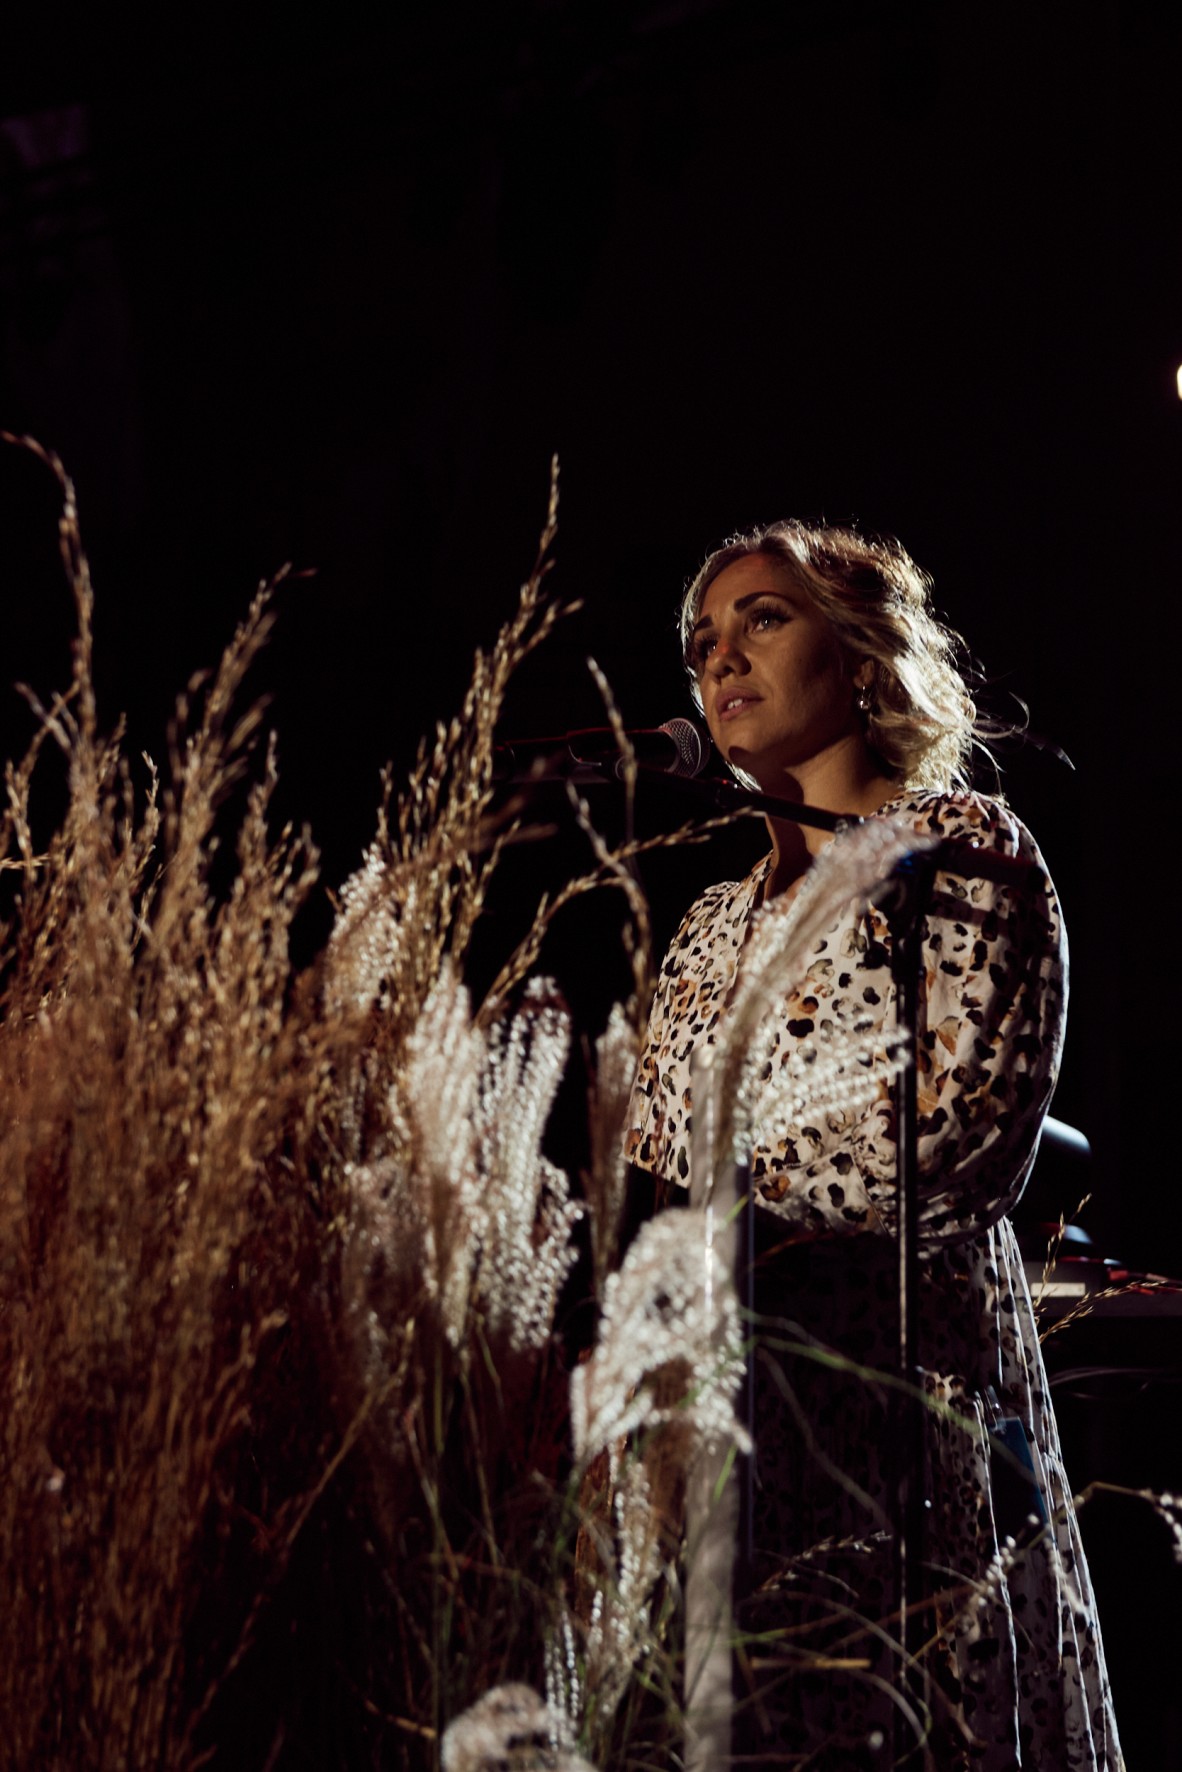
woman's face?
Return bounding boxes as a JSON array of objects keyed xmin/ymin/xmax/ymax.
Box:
[{"xmin": 690, "ymin": 553, "xmax": 860, "ymax": 790}]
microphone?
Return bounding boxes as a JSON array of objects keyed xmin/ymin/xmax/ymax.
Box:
[{"xmin": 494, "ymin": 718, "xmax": 708, "ymax": 782}]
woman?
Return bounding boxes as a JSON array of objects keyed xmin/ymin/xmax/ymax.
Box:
[{"xmin": 625, "ymin": 522, "xmax": 1121, "ymax": 1768}]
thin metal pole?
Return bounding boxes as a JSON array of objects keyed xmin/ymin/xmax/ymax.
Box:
[
  {"xmin": 886, "ymin": 857, "xmax": 936, "ymax": 1759},
  {"xmin": 684, "ymin": 1045, "xmax": 739, "ymax": 1772}
]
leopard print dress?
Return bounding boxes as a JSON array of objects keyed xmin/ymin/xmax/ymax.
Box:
[{"xmin": 626, "ymin": 791, "xmax": 1122, "ymax": 1769}]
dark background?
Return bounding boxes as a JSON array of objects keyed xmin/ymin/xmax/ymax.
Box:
[{"xmin": 2, "ymin": 2, "xmax": 1178, "ymax": 1759}]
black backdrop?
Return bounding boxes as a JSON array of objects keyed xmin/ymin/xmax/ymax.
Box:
[{"xmin": 3, "ymin": 3, "xmax": 1180, "ymax": 1757}]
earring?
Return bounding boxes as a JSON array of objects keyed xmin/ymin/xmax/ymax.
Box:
[{"xmin": 856, "ymin": 682, "xmax": 873, "ymax": 714}]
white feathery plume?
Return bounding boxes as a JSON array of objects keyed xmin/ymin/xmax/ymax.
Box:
[
  {"xmin": 339, "ymin": 1151, "xmax": 419, "ymax": 1394},
  {"xmin": 743, "ymin": 1013, "xmax": 910, "ymax": 1152},
  {"xmin": 570, "ymin": 1212, "xmax": 750, "ymax": 1469},
  {"xmin": 324, "ymin": 840, "xmax": 413, "ymax": 1015},
  {"xmin": 441, "ymin": 1682, "xmax": 596, "ymax": 1772},
  {"xmin": 393, "ymin": 961, "xmax": 487, "ymax": 1345},
  {"xmin": 716, "ymin": 814, "xmax": 940, "ymax": 1160},
  {"xmin": 341, "ymin": 963, "xmax": 580, "ymax": 1355},
  {"xmin": 545, "ymin": 1461, "xmax": 666, "ymax": 1738},
  {"xmin": 475, "ymin": 978, "xmax": 582, "ymax": 1353},
  {"xmin": 544, "ymin": 1612, "xmax": 582, "ymax": 1742},
  {"xmin": 583, "ymin": 1460, "xmax": 665, "ymax": 1717}
]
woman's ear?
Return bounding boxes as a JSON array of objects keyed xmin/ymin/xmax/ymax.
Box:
[{"xmin": 853, "ymin": 660, "xmax": 875, "ymax": 689}]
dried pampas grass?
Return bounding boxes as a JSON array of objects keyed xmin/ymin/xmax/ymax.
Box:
[
  {"xmin": 0, "ymin": 440, "xmax": 694, "ymax": 1770},
  {"xmin": 0, "ymin": 435, "xmax": 327, "ymax": 1768}
]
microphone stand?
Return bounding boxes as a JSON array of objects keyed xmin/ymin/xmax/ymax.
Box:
[
  {"xmin": 880, "ymin": 852, "xmax": 937, "ymax": 1756},
  {"xmin": 623, "ymin": 765, "xmax": 1042, "ymax": 1752},
  {"xmin": 628, "ymin": 765, "xmax": 1037, "ymax": 888}
]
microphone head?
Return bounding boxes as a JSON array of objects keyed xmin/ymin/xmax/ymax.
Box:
[{"xmin": 658, "ymin": 718, "xmax": 708, "ymax": 778}]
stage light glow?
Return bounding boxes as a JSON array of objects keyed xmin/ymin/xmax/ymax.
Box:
[{"xmin": 1177, "ymin": 364, "xmax": 1182, "ymax": 400}]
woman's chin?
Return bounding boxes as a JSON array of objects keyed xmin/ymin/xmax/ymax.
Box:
[{"xmin": 730, "ymin": 754, "xmax": 804, "ymax": 802}]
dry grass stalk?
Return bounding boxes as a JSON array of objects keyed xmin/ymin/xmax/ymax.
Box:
[
  {"xmin": 0, "ymin": 437, "xmax": 326, "ymax": 1768},
  {"xmin": 1, "ymin": 438, "xmax": 612, "ymax": 1767}
]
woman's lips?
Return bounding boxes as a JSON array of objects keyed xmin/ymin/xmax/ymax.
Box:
[{"xmin": 716, "ymin": 692, "xmax": 760, "ymax": 722}]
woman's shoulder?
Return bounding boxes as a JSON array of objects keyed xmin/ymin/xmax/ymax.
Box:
[
  {"xmin": 880, "ymin": 787, "xmax": 1036, "ymax": 857},
  {"xmin": 665, "ymin": 856, "xmax": 770, "ymax": 949},
  {"xmin": 879, "ymin": 788, "xmax": 1061, "ymax": 945}
]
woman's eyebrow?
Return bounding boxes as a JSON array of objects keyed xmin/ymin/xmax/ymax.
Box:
[{"xmin": 691, "ymin": 588, "xmax": 795, "ymax": 634}]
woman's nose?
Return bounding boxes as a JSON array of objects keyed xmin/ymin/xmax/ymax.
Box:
[{"xmin": 705, "ymin": 636, "xmax": 743, "ymax": 676}]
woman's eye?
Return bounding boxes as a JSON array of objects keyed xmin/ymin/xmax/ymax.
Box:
[{"xmin": 749, "ymin": 604, "xmax": 786, "ymax": 633}]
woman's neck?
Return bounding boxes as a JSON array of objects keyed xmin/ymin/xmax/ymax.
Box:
[{"xmin": 759, "ymin": 748, "xmax": 900, "ymax": 902}]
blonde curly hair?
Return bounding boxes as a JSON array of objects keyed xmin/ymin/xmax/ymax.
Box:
[{"xmin": 680, "ymin": 519, "xmax": 978, "ymax": 792}]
